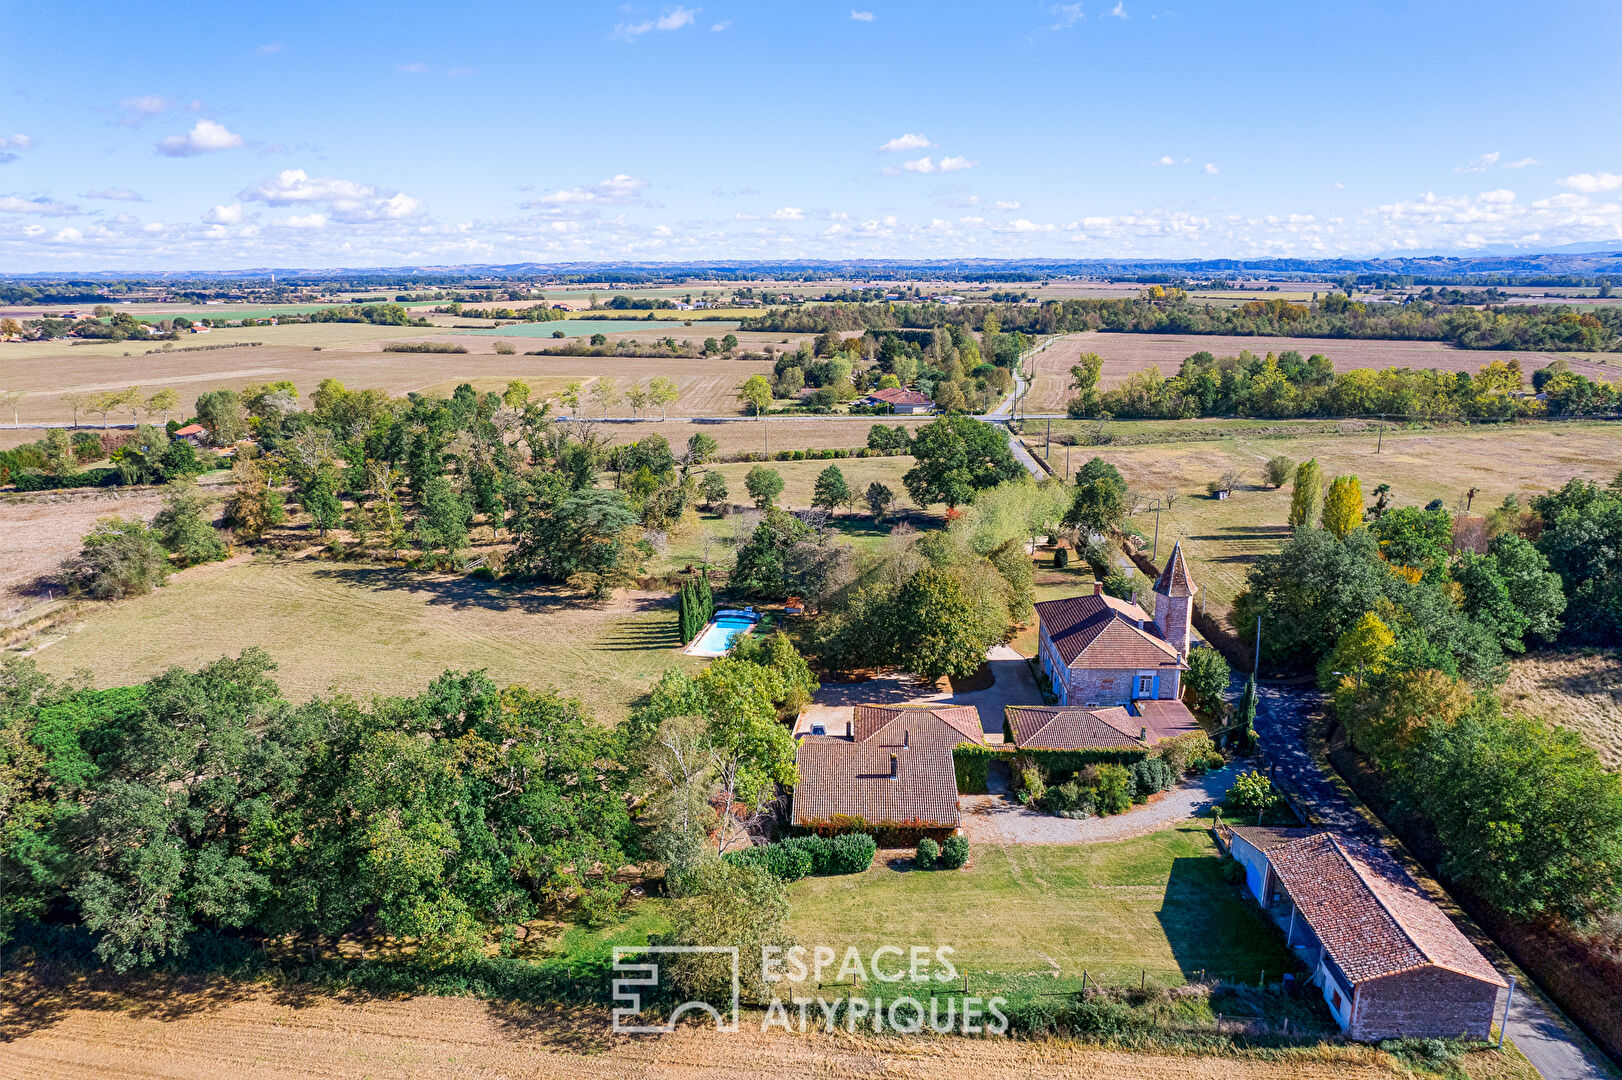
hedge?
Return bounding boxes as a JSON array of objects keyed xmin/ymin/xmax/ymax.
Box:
[
  {"xmin": 723, "ymin": 833, "xmax": 876, "ymax": 880},
  {"xmin": 952, "ymin": 743, "xmax": 996, "ymax": 794},
  {"xmin": 11, "ymin": 467, "xmax": 123, "ymax": 491}
]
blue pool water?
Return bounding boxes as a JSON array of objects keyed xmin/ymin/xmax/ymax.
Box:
[{"xmin": 691, "ymin": 611, "xmax": 758, "ymax": 655}]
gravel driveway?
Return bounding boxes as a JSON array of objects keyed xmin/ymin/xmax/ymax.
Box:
[{"xmin": 960, "ymin": 764, "xmax": 1239, "ymax": 845}]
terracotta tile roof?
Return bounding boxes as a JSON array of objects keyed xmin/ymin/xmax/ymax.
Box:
[
  {"xmin": 866, "ymin": 387, "xmax": 932, "ymax": 406},
  {"xmin": 1005, "ymin": 705, "xmax": 1143, "ymax": 750},
  {"xmin": 172, "ymin": 423, "xmax": 206, "ymax": 437},
  {"xmin": 1034, "ymin": 594, "xmax": 1183, "ymax": 670},
  {"xmin": 790, "ymin": 705, "xmax": 981, "ymax": 829},
  {"xmin": 851, "ymin": 704, "xmax": 983, "ymax": 745},
  {"xmin": 1267, "ymin": 833, "xmax": 1504, "ymax": 987},
  {"xmin": 1228, "ymin": 825, "xmax": 1320, "ymax": 852},
  {"xmin": 1153, "ymin": 540, "xmax": 1196, "ymax": 598}
]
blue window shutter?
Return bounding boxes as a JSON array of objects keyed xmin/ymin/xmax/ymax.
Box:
[{"xmin": 1152, "ymin": 674, "xmax": 1161, "ymax": 698}]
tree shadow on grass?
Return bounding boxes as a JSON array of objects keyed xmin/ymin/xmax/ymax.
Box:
[
  {"xmin": 308, "ymin": 565, "xmax": 673, "ymax": 620},
  {"xmin": 597, "ymin": 619, "xmax": 682, "ymax": 652}
]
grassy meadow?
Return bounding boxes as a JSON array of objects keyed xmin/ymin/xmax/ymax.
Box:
[
  {"xmin": 27, "ymin": 555, "xmax": 698, "ymax": 722},
  {"xmin": 1027, "ymin": 420, "xmax": 1622, "ymax": 624}
]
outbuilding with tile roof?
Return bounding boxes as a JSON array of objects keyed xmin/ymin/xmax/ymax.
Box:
[{"xmin": 1233, "ymin": 829, "xmax": 1505, "ymax": 1040}]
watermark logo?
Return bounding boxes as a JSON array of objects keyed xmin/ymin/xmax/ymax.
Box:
[
  {"xmin": 610, "ymin": 943, "xmax": 1007, "ymax": 1036},
  {"xmin": 611, "ymin": 945, "xmax": 740, "ymax": 1034}
]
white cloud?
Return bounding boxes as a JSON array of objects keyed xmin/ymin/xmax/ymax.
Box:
[
  {"xmin": 202, "ymin": 203, "xmax": 244, "ymax": 225},
  {"xmin": 52, "ymin": 227, "xmax": 83, "ymax": 243},
  {"xmin": 1049, "ymin": 3, "xmax": 1084, "ymax": 30},
  {"xmin": 526, "ymin": 174, "xmax": 650, "ymax": 207},
  {"xmin": 1202, "ymin": 163, "xmax": 1219, "ymax": 175},
  {"xmin": 994, "ymin": 200, "xmax": 1021, "ymax": 210},
  {"xmin": 615, "ymin": 6, "xmax": 698, "ymax": 38},
  {"xmin": 1106, "ymin": 1, "xmax": 1127, "ymax": 16},
  {"xmin": 1504, "ymin": 157, "xmax": 1538, "ymax": 169},
  {"xmin": 938, "ymin": 155, "xmax": 977, "ymax": 172},
  {"xmin": 255, "ymin": 42, "xmax": 283, "ymax": 55},
  {"xmin": 710, "ymin": 20, "xmax": 730, "ymax": 30},
  {"xmin": 903, "ymin": 156, "xmax": 937, "ymax": 173},
  {"xmin": 850, "ymin": 9, "xmax": 875, "ymax": 21},
  {"xmin": 1152, "ymin": 155, "xmax": 1176, "ymax": 166},
  {"xmin": 397, "ymin": 61, "xmax": 429, "ymax": 73},
  {"xmin": 878, "ymin": 133, "xmax": 931, "ymax": 153},
  {"xmin": 156, "ymin": 119, "xmax": 245, "ymax": 157},
  {"xmin": 0, "ymin": 195, "xmax": 81, "ymax": 216},
  {"xmin": 1478, "ymin": 189, "xmax": 1516, "ymax": 204},
  {"xmin": 768, "ymin": 207, "xmax": 805, "ymax": 221},
  {"xmin": 1456, "ymin": 151, "xmax": 1501, "ymax": 173},
  {"xmin": 118, "ymin": 95, "xmax": 174, "ymax": 124},
  {"xmin": 243, "ymin": 169, "xmax": 423, "ymax": 222},
  {"xmin": 274, "ymin": 213, "xmax": 328, "ymax": 229},
  {"xmin": 82, "ymin": 187, "xmax": 144, "ymax": 201},
  {"xmin": 1561, "ymin": 172, "xmax": 1622, "ymax": 193},
  {"xmin": 0, "ymin": 133, "xmax": 33, "ymax": 164}
]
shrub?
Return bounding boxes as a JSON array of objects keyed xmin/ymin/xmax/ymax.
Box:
[
  {"xmin": 938, "ymin": 835, "xmax": 969, "ymax": 870},
  {"xmin": 1156, "ymin": 731, "xmax": 1220, "ymax": 776},
  {"xmin": 60, "ymin": 516, "xmax": 170, "ymax": 599},
  {"xmin": 827, "ymin": 832, "xmax": 877, "ymax": 874},
  {"xmin": 494, "ymin": 340, "xmax": 516, "ymax": 355},
  {"xmin": 1129, "ymin": 757, "xmax": 1175, "ymax": 800},
  {"xmin": 1223, "ymin": 770, "xmax": 1279, "ymax": 818},
  {"xmin": 914, "ymin": 837, "xmax": 940, "ymax": 870},
  {"xmin": 1265, "ymin": 455, "xmax": 1294, "ymax": 488},
  {"xmin": 725, "ymin": 841, "xmax": 815, "ymax": 882},
  {"xmin": 1039, "ymin": 779, "xmax": 1094, "ymax": 818},
  {"xmin": 1017, "ymin": 764, "xmax": 1046, "ymax": 804},
  {"xmin": 1092, "ymin": 763, "xmax": 1133, "ymax": 815},
  {"xmin": 1054, "ymin": 545, "xmax": 1069, "ymax": 568}
]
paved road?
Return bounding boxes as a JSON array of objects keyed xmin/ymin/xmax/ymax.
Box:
[{"xmin": 1247, "ymin": 676, "xmax": 1616, "ymax": 1080}]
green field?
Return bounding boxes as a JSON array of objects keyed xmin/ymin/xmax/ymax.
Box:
[{"xmin": 783, "ymin": 824, "xmax": 1298, "ymax": 998}]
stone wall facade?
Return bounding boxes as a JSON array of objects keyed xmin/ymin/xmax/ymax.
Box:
[{"xmin": 1349, "ymin": 967, "xmax": 1499, "ymax": 1041}]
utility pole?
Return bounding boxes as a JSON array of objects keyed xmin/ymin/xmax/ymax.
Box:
[
  {"xmin": 763, "ymin": 416, "xmax": 769, "ymax": 458},
  {"xmin": 1498, "ymin": 976, "xmax": 1516, "ymax": 1048},
  {"xmin": 1253, "ymin": 616, "xmax": 1262, "ymax": 678},
  {"xmin": 1376, "ymin": 416, "xmax": 1383, "ymax": 453},
  {"xmin": 1045, "ymin": 417, "xmax": 1051, "ymax": 461}
]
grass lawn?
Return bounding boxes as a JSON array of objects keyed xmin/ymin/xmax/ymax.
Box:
[
  {"xmin": 784, "ymin": 824, "xmax": 1298, "ymax": 1001},
  {"xmin": 1503, "ymin": 649, "xmax": 1622, "ymax": 769},
  {"xmin": 27, "ymin": 555, "xmax": 697, "ymax": 721}
]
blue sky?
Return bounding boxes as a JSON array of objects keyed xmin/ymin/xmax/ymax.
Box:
[{"xmin": 3, "ymin": 0, "xmax": 1620, "ymax": 271}]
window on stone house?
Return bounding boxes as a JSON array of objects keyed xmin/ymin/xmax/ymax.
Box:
[{"xmin": 1137, "ymin": 675, "xmax": 1153, "ymax": 695}]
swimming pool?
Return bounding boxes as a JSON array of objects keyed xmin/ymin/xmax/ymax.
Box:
[{"xmin": 688, "ymin": 610, "xmax": 759, "ymax": 657}]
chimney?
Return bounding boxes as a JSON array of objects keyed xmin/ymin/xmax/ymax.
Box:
[
  {"xmin": 1093, "ymin": 580, "xmax": 1104, "ymax": 596},
  {"xmin": 890, "ymin": 753, "xmax": 898, "ymax": 778},
  {"xmin": 903, "ymin": 729, "xmax": 910, "ymax": 749},
  {"xmin": 1139, "ymin": 726, "xmax": 1149, "ymax": 743}
]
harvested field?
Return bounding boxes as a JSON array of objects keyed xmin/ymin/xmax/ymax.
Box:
[
  {"xmin": 0, "ymin": 975, "xmax": 1485, "ymax": 1080},
  {"xmin": 26, "ymin": 556, "xmax": 695, "ymax": 721},
  {"xmin": 1028, "ymin": 421, "xmax": 1622, "ymax": 626},
  {"xmin": 0, "ymin": 323, "xmax": 805, "ymax": 423},
  {"xmin": 1025, "ymin": 332, "xmax": 1618, "ymax": 413},
  {"xmin": 1504, "ymin": 650, "xmax": 1622, "ymax": 769}
]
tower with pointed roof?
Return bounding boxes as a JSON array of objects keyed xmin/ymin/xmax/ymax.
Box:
[{"xmin": 1152, "ymin": 540, "xmax": 1196, "ymax": 659}]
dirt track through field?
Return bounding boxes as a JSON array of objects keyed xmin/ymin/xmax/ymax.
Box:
[{"xmin": 0, "ymin": 980, "xmax": 1410, "ymax": 1080}]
